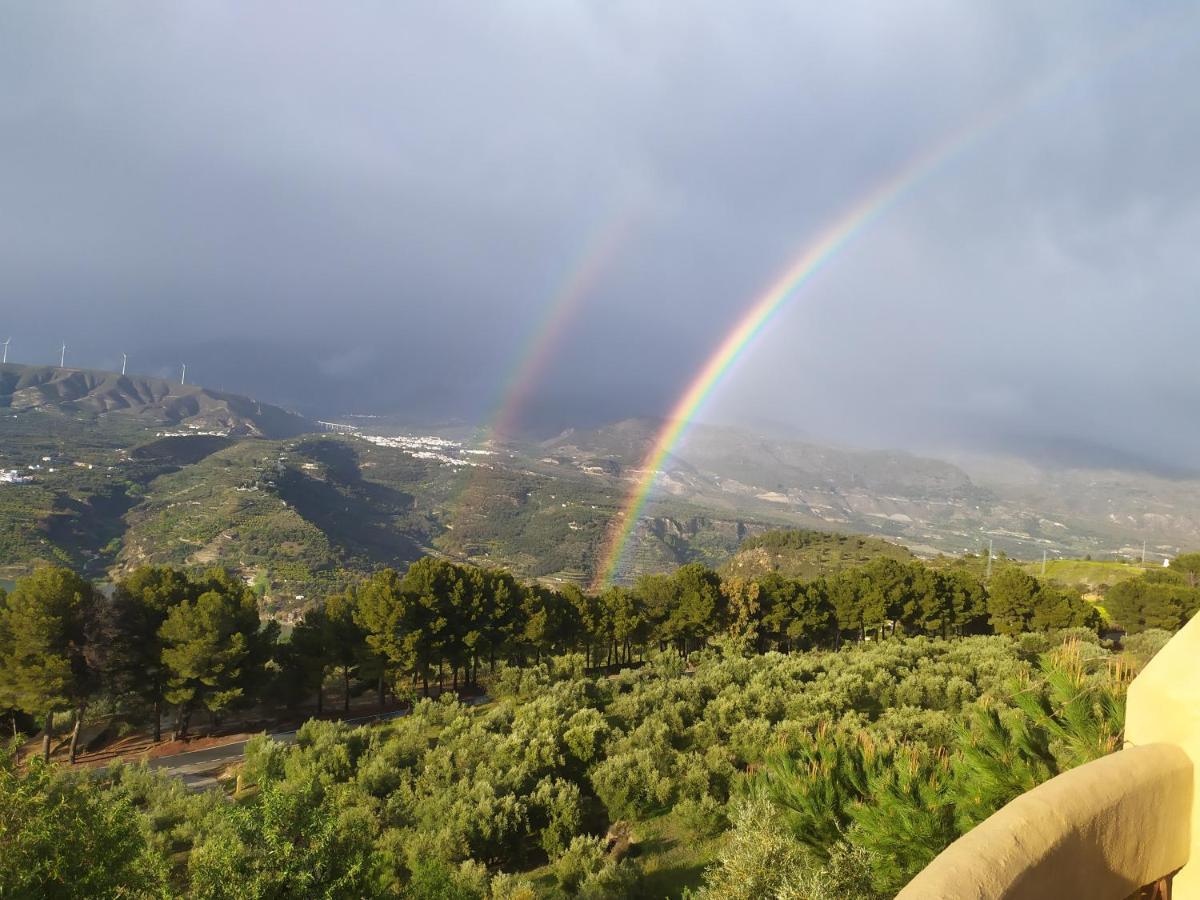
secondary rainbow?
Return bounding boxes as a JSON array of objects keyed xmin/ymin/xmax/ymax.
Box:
[
  {"xmin": 443, "ymin": 212, "xmax": 634, "ymax": 538},
  {"xmin": 485, "ymin": 212, "xmax": 635, "ymax": 443},
  {"xmin": 592, "ymin": 16, "xmax": 1179, "ymax": 589}
]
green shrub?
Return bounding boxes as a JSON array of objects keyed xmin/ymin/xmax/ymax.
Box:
[
  {"xmin": 674, "ymin": 794, "xmax": 730, "ymax": 838},
  {"xmin": 0, "ymin": 755, "xmax": 168, "ymax": 898},
  {"xmin": 554, "ymin": 835, "xmax": 607, "ymax": 893}
]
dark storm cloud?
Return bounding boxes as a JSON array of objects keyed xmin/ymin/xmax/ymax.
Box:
[{"xmin": 2, "ymin": 2, "xmax": 1198, "ymax": 468}]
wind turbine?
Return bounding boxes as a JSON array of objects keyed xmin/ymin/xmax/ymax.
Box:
[
  {"xmin": 59, "ymin": 343, "xmax": 67, "ymax": 368},
  {"xmin": 121, "ymin": 353, "xmax": 127, "ymax": 376},
  {"xmin": 1, "ymin": 338, "xmax": 9, "ymax": 364},
  {"xmin": 180, "ymin": 363, "xmax": 186, "ymax": 385}
]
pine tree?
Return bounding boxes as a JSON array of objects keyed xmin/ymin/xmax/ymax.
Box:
[
  {"xmin": 324, "ymin": 590, "xmax": 367, "ymax": 713},
  {"xmin": 351, "ymin": 568, "xmax": 411, "ymax": 700},
  {"xmin": 282, "ymin": 607, "xmax": 333, "ymax": 714},
  {"xmin": 92, "ymin": 566, "xmax": 198, "ymax": 742},
  {"xmin": 753, "ymin": 728, "xmax": 883, "ymax": 856},
  {"xmin": 159, "ymin": 574, "xmax": 267, "ymax": 739},
  {"xmin": 0, "ymin": 567, "xmax": 97, "ymax": 761},
  {"xmin": 985, "ymin": 567, "xmax": 1040, "ymax": 635}
]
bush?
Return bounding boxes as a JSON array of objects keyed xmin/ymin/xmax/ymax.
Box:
[
  {"xmin": 695, "ymin": 798, "xmax": 808, "ymax": 900},
  {"xmin": 242, "ymin": 732, "xmax": 288, "ymax": 787},
  {"xmin": 489, "ymin": 872, "xmax": 538, "ymax": 900},
  {"xmin": 0, "ymin": 755, "xmax": 168, "ymax": 898},
  {"xmin": 186, "ymin": 776, "xmax": 373, "ymax": 899},
  {"xmin": 674, "ymin": 794, "xmax": 729, "ymax": 838},
  {"xmin": 405, "ymin": 859, "xmax": 489, "ymax": 899},
  {"xmin": 554, "ymin": 835, "xmax": 607, "ymax": 893},
  {"xmin": 576, "ymin": 859, "xmax": 642, "ymax": 899},
  {"xmin": 589, "ymin": 748, "xmax": 675, "ymax": 819},
  {"xmin": 1120, "ymin": 628, "xmax": 1173, "ymax": 667},
  {"xmin": 530, "ymin": 777, "xmax": 583, "ymax": 860}
]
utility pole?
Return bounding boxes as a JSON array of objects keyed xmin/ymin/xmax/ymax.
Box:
[
  {"xmin": 986, "ymin": 539, "xmax": 994, "ymax": 579},
  {"xmin": 59, "ymin": 343, "xmax": 66, "ymax": 368},
  {"xmin": 121, "ymin": 353, "xmax": 127, "ymax": 376},
  {"xmin": 1, "ymin": 338, "xmax": 9, "ymax": 364},
  {"xmin": 180, "ymin": 363, "xmax": 186, "ymax": 385}
]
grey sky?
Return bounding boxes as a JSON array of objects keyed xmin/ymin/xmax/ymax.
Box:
[{"xmin": 2, "ymin": 2, "xmax": 1197, "ymax": 471}]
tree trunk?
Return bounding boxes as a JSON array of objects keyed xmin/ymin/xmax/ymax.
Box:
[
  {"xmin": 316, "ymin": 685, "xmax": 324, "ymax": 716},
  {"xmin": 343, "ymin": 672, "xmax": 351, "ymax": 713},
  {"xmin": 68, "ymin": 705, "xmax": 85, "ymax": 764},
  {"xmin": 153, "ymin": 695, "xmax": 162, "ymax": 743},
  {"xmin": 174, "ymin": 704, "xmax": 191, "ymax": 741},
  {"xmin": 377, "ymin": 674, "xmax": 385, "ymax": 710},
  {"xmin": 42, "ymin": 711, "xmax": 54, "ymax": 762}
]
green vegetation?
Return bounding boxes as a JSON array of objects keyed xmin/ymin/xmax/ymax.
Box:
[
  {"xmin": 0, "ymin": 543, "xmax": 1193, "ymax": 897},
  {"xmin": 0, "ymin": 751, "xmax": 169, "ymax": 897},
  {"xmin": 0, "ymin": 631, "xmax": 1153, "ymax": 898},
  {"xmin": 724, "ymin": 529, "xmax": 914, "ymax": 581},
  {"xmin": 1020, "ymin": 557, "xmax": 1148, "ymax": 592}
]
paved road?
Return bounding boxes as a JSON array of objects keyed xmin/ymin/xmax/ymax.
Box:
[
  {"xmin": 146, "ymin": 731, "xmax": 297, "ymax": 790},
  {"xmin": 145, "ymin": 708, "xmax": 415, "ymax": 790}
]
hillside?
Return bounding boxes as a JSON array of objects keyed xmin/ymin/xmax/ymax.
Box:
[
  {"xmin": 0, "ymin": 363, "xmax": 314, "ymax": 438},
  {"xmin": 7, "ymin": 403, "xmax": 1200, "ymax": 605},
  {"xmin": 1019, "ymin": 558, "xmax": 1150, "ymax": 592},
  {"xmin": 113, "ymin": 435, "xmax": 455, "ymax": 603},
  {"xmin": 0, "ymin": 408, "xmax": 754, "ymax": 598},
  {"xmin": 722, "ymin": 528, "xmax": 915, "ymax": 580}
]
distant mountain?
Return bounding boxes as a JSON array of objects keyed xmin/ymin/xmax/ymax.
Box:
[
  {"xmin": 538, "ymin": 417, "xmax": 1200, "ymax": 564},
  {"xmin": 674, "ymin": 423, "xmax": 980, "ymax": 499},
  {"xmin": 542, "ymin": 418, "xmax": 672, "ymax": 472},
  {"xmin": 544, "ymin": 417, "xmax": 976, "ymax": 496},
  {"xmin": 0, "ymin": 364, "xmax": 314, "ymax": 439}
]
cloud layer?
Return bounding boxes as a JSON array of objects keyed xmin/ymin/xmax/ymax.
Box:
[{"xmin": 2, "ymin": 2, "xmax": 1197, "ymax": 470}]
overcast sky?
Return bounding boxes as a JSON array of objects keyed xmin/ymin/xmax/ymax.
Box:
[{"xmin": 2, "ymin": 2, "xmax": 1198, "ymax": 471}]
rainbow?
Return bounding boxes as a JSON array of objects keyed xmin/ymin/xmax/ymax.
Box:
[
  {"xmin": 486, "ymin": 212, "xmax": 635, "ymax": 443},
  {"xmin": 592, "ymin": 16, "xmax": 1181, "ymax": 589},
  {"xmin": 442, "ymin": 211, "xmax": 634, "ymax": 546}
]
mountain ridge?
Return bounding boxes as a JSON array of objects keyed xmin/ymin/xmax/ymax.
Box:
[{"xmin": 0, "ymin": 363, "xmax": 315, "ymax": 439}]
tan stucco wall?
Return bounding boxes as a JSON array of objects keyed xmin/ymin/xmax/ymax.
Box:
[
  {"xmin": 1126, "ymin": 611, "xmax": 1200, "ymax": 897},
  {"xmin": 896, "ymin": 742, "xmax": 1193, "ymax": 900}
]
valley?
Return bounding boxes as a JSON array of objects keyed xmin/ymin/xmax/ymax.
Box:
[{"xmin": 2, "ymin": 363, "xmax": 1197, "ymax": 612}]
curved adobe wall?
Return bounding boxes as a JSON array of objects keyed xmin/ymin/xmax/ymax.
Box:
[
  {"xmin": 895, "ymin": 742, "xmax": 1192, "ymax": 900},
  {"xmin": 1125, "ymin": 610, "xmax": 1200, "ymax": 897}
]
